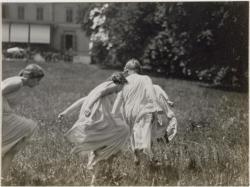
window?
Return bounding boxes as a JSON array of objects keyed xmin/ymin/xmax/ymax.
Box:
[
  {"xmin": 18, "ymin": 6, "xmax": 24, "ymax": 20},
  {"xmin": 66, "ymin": 8, "xmax": 73, "ymax": 23},
  {"xmin": 2, "ymin": 4, "xmax": 8, "ymax": 19},
  {"xmin": 36, "ymin": 7, "xmax": 44, "ymax": 21}
]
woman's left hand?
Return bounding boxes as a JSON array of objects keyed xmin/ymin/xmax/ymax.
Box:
[
  {"xmin": 167, "ymin": 111, "xmax": 175, "ymax": 118},
  {"xmin": 168, "ymin": 101, "xmax": 174, "ymax": 107}
]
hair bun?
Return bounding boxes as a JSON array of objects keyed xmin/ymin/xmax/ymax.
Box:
[
  {"xmin": 111, "ymin": 72, "xmax": 128, "ymax": 85},
  {"xmin": 19, "ymin": 64, "xmax": 45, "ymax": 79}
]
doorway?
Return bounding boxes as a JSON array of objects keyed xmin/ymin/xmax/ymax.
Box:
[{"xmin": 65, "ymin": 34, "xmax": 73, "ymax": 50}]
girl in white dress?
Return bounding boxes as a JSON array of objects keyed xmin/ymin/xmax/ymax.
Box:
[
  {"xmin": 58, "ymin": 72, "xmax": 130, "ymax": 185},
  {"xmin": 112, "ymin": 59, "xmax": 177, "ymax": 165},
  {"xmin": 2, "ymin": 64, "xmax": 45, "ymax": 177}
]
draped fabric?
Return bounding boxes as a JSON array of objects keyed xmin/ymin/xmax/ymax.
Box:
[
  {"xmin": 121, "ymin": 74, "xmax": 162, "ymax": 127},
  {"xmin": 2, "ymin": 77, "xmax": 37, "ymax": 156},
  {"xmin": 65, "ymin": 81, "xmax": 130, "ymax": 168},
  {"xmin": 2, "ymin": 111, "xmax": 37, "ymax": 156},
  {"xmin": 119, "ymin": 74, "xmax": 177, "ymax": 156},
  {"xmin": 152, "ymin": 85, "xmax": 177, "ymax": 142}
]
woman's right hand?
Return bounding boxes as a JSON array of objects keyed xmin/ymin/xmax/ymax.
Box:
[{"xmin": 58, "ymin": 112, "xmax": 67, "ymax": 121}]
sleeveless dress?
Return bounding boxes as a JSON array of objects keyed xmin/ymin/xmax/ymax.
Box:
[
  {"xmin": 2, "ymin": 77, "xmax": 37, "ymax": 156},
  {"xmin": 65, "ymin": 81, "xmax": 130, "ymax": 168}
]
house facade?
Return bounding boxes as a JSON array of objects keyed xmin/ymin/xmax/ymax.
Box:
[{"xmin": 2, "ymin": 3, "xmax": 90, "ymax": 56}]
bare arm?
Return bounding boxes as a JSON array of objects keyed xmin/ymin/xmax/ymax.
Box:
[
  {"xmin": 59, "ymin": 97, "xmax": 86, "ymax": 118},
  {"xmin": 156, "ymin": 85, "xmax": 174, "ymax": 106},
  {"xmin": 85, "ymin": 83, "xmax": 121, "ymax": 111},
  {"xmin": 2, "ymin": 77, "xmax": 23, "ymax": 96}
]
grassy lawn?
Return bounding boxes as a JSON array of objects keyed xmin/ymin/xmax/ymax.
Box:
[{"xmin": 2, "ymin": 61, "xmax": 249, "ymax": 186}]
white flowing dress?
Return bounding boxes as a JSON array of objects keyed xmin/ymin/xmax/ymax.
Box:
[
  {"xmin": 2, "ymin": 77, "xmax": 37, "ymax": 156},
  {"xmin": 65, "ymin": 81, "xmax": 130, "ymax": 168},
  {"xmin": 119, "ymin": 74, "xmax": 161, "ymax": 156},
  {"xmin": 118, "ymin": 74, "xmax": 177, "ymax": 156}
]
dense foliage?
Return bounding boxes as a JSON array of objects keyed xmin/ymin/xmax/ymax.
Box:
[{"xmin": 79, "ymin": 2, "xmax": 248, "ymax": 91}]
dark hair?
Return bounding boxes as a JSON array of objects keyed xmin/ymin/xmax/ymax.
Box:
[
  {"xmin": 19, "ymin": 64, "xmax": 45, "ymax": 80},
  {"xmin": 107, "ymin": 72, "xmax": 128, "ymax": 85}
]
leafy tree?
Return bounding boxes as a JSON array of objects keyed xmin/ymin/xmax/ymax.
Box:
[{"xmin": 78, "ymin": 2, "xmax": 248, "ymax": 91}]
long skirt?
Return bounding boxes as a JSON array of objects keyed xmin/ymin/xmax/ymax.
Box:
[{"xmin": 2, "ymin": 112, "xmax": 37, "ymax": 156}]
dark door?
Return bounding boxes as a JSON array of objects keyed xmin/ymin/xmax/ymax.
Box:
[{"xmin": 65, "ymin": 34, "xmax": 73, "ymax": 50}]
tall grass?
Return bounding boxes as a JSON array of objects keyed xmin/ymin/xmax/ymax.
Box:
[{"xmin": 2, "ymin": 61, "xmax": 248, "ymax": 186}]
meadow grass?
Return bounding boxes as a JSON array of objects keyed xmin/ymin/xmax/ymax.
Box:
[{"xmin": 2, "ymin": 61, "xmax": 249, "ymax": 186}]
